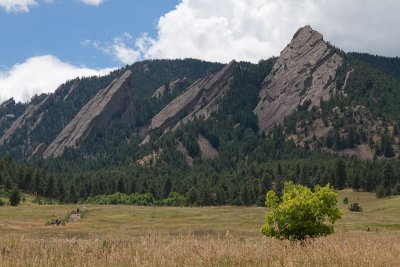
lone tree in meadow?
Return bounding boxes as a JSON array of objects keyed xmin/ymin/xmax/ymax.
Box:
[{"xmin": 262, "ymin": 181, "xmax": 343, "ymax": 241}]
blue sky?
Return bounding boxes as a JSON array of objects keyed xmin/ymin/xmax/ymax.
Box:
[
  {"xmin": 1, "ymin": 0, "xmax": 399, "ymax": 103},
  {"xmin": 0, "ymin": 0, "xmax": 179, "ymax": 69}
]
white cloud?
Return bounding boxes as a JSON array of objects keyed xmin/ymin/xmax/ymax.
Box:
[
  {"xmin": 88, "ymin": 33, "xmax": 142, "ymax": 65},
  {"xmin": 80, "ymin": 0, "xmax": 104, "ymax": 6},
  {"xmin": 125, "ymin": 0, "xmax": 400, "ymax": 63},
  {"xmin": 0, "ymin": 0, "xmax": 37, "ymax": 13},
  {"xmin": 0, "ymin": 55, "xmax": 115, "ymax": 103}
]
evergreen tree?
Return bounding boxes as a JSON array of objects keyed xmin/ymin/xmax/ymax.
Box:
[
  {"xmin": 45, "ymin": 175, "xmax": 55, "ymax": 199},
  {"xmin": 334, "ymin": 159, "xmax": 347, "ymax": 189},
  {"xmin": 117, "ymin": 177, "xmax": 126, "ymax": 193},
  {"xmin": 382, "ymin": 163, "xmax": 395, "ymax": 188},
  {"xmin": 68, "ymin": 184, "xmax": 78, "ymax": 203},
  {"xmin": 9, "ymin": 188, "xmax": 21, "ymax": 206},
  {"xmin": 163, "ymin": 178, "xmax": 172, "ymax": 198}
]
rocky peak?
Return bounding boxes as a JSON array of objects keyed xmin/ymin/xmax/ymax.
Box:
[
  {"xmin": 42, "ymin": 70, "xmax": 134, "ymax": 158},
  {"xmin": 255, "ymin": 25, "xmax": 343, "ymax": 133},
  {"xmin": 0, "ymin": 98, "xmax": 15, "ymax": 110}
]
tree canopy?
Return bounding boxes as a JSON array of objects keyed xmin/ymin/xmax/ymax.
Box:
[{"xmin": 262, "ymin": 181, "xmax": 343, "ymax": 240}]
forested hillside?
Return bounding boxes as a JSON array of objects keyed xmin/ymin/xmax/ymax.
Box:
[{"xmin": 1, "ymin": 26, "xmax": 400, "ymax": 205}]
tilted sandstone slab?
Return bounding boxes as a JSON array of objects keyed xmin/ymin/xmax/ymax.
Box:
[
  {"xmin": 255, "ymin": 25, "xmax": 343, "ymax": 133},
  {"xmin": 0, "ymin": 95, "xmax": 52, "ymax": 145},
  {"xmin": 42, "ymin": 70, "xmax": 133, "ymax": 158},
  {"xmin": 148, "ymin": 61, "xmax": 236, "ymax": 135}
]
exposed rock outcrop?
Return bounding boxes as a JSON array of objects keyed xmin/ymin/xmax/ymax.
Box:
[
  {"xmin": 0, "ymin": 98, "xmax": 15, "ymax": 110},
  {"xmin": 255, "ymin": 25, "xmax": 343, "ymax": 133},
  {"xmin": 152, "ymin": 78, "xmax": 187, "ymax": 99},
  {"xmin": 197, "ymin": 135, "xmax": 218, "ymax": 160},
  {"xmin": 42, "ymin": 70, "xmax": 134, "ymax": 158},
  {"xmin": 31, "ymin": 143, "xmax": 48, "ymax": 158},
  {"xmin": 147, "ymin": 61, "xmax": 236, "ymax": 136},
  {"xmin": 0, "ymin": 95, "xmax": 52, "ymax": 145},
  {"xmin": 63, "ymin": 81, "xmax": 80, "ymax": 102},
  {"xmin": 176, "ymin": 141, "xmax": 193, "ymax": 166}
]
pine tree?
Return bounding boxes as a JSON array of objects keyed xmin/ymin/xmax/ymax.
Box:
[
  {"xmin": 68, "ymin": 184, "xmax": 78, "ymax": 203},
  {"xmin": 163, "ymin": 178, "xmax": 172, "ymax": 198},
  {"xmin": 45, "ymin": 175, "xmax": 55, "ymax": 199},
  {"xmin": 117, "ymin": 177, "xmax": 126, "ymax": 193},
  {"xmin": 335, "ymin": 158, "xmax": 346, "ymax": 190},
  {"xmin": 57, "ymin": 178, "xmax": 65, "ymax": 203},
  {"xmin": 9, "ymin": 188, "xmax": 21, "ymax": 206}
]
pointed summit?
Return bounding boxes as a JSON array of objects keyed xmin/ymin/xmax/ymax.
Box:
[{"xmin": 255, "ymin": 25, "xmax": 343, "ymax": 133}]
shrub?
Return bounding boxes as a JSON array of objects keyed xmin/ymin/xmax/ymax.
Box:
[
  {"xmin": 262, "ymin": 181, "xmax": 343, "ymax": 241},
  {"xmin": 159, "ymin": 192, "xmax": 187, "ymax": 206},
  {"xmin": 9, "ymin": 188, "xmax": 21, "ymax": 206},
  {"xmin": 348, "ymin": 202, "xmax": 363, "ymax": 212},
  {"xmin": 343, "ymin": 196, "xmax": 349, "ymax": 205}
]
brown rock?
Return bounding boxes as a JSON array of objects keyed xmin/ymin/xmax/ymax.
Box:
[
  {"xmin": 152, "ymin": 78, "xmax": 187, "ymax": 99},
  {"xmin": 197, "ymin": 135, "xmax": 218, "ymax": 160},
  {"xmin": 0, "ymin": 95, "xmax": 52, "ymax": 146},
  {"xmin": 255, "ymin": 25, "xmax": 343, "ymax": 133},
  {"xmin": 42, "ymin": 70, "xmax": 134, "ymax": 158},
  {"xmin": 176, "ymin": 141, "xmax": 193, "ymax": 166},
  {"xmin": 148, "ymin": 61, "xmax": 236, "ymax": 135},
  {"xmin": 31, "ymin": 143, "xmax": 48, "ymax": 158}
]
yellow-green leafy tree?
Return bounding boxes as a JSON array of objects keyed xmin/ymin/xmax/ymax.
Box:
[{"xmin": 262, "ymin": 181, "xmax": 343, "ymax": 240}]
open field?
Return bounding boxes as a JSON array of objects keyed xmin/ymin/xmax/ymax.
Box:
[{"xmin": 1, "ymin": 191, "xmax": 400, "ymax": 266}]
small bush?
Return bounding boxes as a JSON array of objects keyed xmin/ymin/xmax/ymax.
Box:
[
  {"xmin": 159, "ymin": 192, "xmax": 187, "ymax": 206},
  {"xmin": 9, "ymin": 188, "xmax": 21, "ymax": 206},
  {"xmin": 343, "ymin": 197, "xmax": 349, "ymax": 205},
  {"xmin": 348, "ymin": 202, "xmax": 363, "ymax": 212}
]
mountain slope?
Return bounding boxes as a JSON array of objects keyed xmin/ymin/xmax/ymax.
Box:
[{"xmin": 1, "ymin": 26, "xmax": 400, "ymax": 206}]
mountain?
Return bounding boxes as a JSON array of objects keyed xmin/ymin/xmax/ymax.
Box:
[
  {"xmin": 1, "ymin": 25, "xmax": 400, "ymax": 205},
  {"xmin": 255, "ymin": 25, "xmax": 343, "ymax": 133}
]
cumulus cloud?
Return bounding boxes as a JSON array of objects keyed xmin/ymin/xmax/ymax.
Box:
[
  {"xmin": 87, "ymin": 33, "xmax": 142, "ymax": 65},
  {"xmin": 0, "ymin": 0, "xmax": 37, "ymax": 13},
  {"xmin": 0, "ymin": 55, "xmax": 114, "ymax": 103},
  {"xmin": 124, "ymin": 0, "xmax": 400, "ymax": 63},
  {"xmin": 80, "ymin": 0, "xmax": 104, "ymax": 6}
]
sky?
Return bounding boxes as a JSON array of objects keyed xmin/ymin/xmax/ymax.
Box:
[{"xmin": 1, "ymin": 0, "xmax": 399, "ymax": 103}]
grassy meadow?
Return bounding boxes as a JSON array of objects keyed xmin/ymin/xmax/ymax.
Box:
[{"xmin": 0, "ymin": 191, "xmax": 400, "ymax": 266}]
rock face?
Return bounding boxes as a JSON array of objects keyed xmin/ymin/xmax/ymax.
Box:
[
  {"xmin": 152, "ymin": 78, "xmax": 187, "ymax": 99},
  {"xmin": 0, "ymin": 95, "xmax": 52, "ymax": 145},
  {"xmin": 148, "ymin": 61, "xmax": 236, "ymax": 135},
  {"xmin": 197, "ymin": 135, "xmax": 218, "ymax": 160},
  {"xmin": 31, "ymin": 143, "xmax": 48, "ymax": 158},
  {"xmin": 255, "ymin": 25, "xmax": 343, "ymax": 133},
  {"xmin": 42, "ymin": 70, "xmax": 134, "ymax": 158}
]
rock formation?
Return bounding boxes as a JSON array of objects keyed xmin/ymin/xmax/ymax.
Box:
[
  {"xmin": 31, "ymin": 143, "xmax": 48, "ymax": 158},
  {"xmin": 0, "ymin": 95, "xmax": 52, "ymax": 145},
  {"xmin": 255, "ymin": 25, "xmax": 343, "ymax": 133},
  {"xmin": 147, "ymin": 61, "xmax": 236, "ymax": 136},
  {"xmin": 42, "ymin": 70, "xmax": 134, "ymax": 158},
  {"xmin": 197, "ymin": 135, "xmax": 218, "ymax": 160},
  {"xmin": 152, "ymin": 78, "xmax": 187, "ymax": 99}
]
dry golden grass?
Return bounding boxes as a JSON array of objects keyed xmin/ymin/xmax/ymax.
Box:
[
  {"xmin": 1, "ymin": 232, "xmax": 399, "ymax": 266},
  {"xmin": 0, "ymin": 191, "xmax": 399, "ymax": 266}
]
